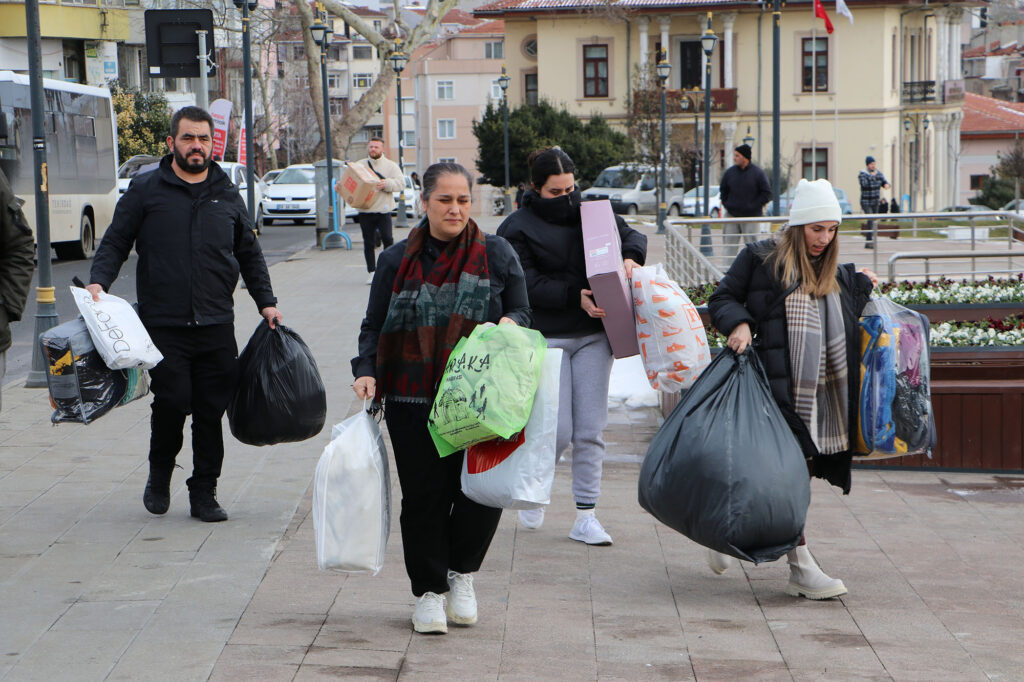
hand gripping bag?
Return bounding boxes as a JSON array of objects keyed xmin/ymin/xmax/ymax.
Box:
[
  {"xmin": 631, "ymin": 263, "xmax": 712, "ymax": 392},
  {"xmin": 313, "ymin": 405, "xmax": 391, "ymax": 574},
  {"xmin": 70, "ymin": 286, "xmax": 163, "ymax": 370},
  {"xmin": 460, "ymin": 348, "xmax": 562, "ymax": 509},
  {"xmin": 855, "ymin": 296, "xmax": 935, "ymax": 459},
  {"xmin": 427, "ymin": 323, "xmax": 547, "ymax": 456},
  {"xmin": 228, "ymin": 322, "xmax": 327, "ymax": 446},
  {"xmin": 638, "ymin": 348, "xmax": 810, "ymax": 563},
  {"xmin": 40, "ymin": 317, "xmax": 149, "ymax": 424}
]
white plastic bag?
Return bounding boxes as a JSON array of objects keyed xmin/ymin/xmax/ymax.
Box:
[
  {"xmin": 70, "ymin": 287, "xmax": 163, "ymax": 370},
  {"xmin": 460, "ymin": 348, "xmax": 561, "ymax": 510},
  {"xmin": 313, "ymin": 406, "xmax": 391, "ymax": 575},
  {"xmin": 631, "ymin": 264, "xmax": 711, "ymax": 392}
]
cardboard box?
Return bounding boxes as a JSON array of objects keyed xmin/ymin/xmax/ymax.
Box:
[
  {"xmin": 337, "ymin": 162, "xmax": 379, "ymax": 210},
  {"xmin": 580, "ymin": 200, "xmax": 639, "ymax": 358}
]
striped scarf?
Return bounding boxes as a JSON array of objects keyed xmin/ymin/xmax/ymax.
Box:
[
  {"xmin": 786, "ymin": 286, "xmax": 849, "ymax": 454},
  {"xmin": 375, "ymin": 220, "xmax": 491, "ymax": 401}
]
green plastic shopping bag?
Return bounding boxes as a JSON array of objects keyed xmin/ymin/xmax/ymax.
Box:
[{"xmin": 427, "ymin": 323, "xmax": 547, "ymax": 457}]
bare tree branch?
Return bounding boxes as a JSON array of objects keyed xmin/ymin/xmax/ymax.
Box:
[{"xmin": 293, "ymin": 0, "xmax": 326, "ymax": 159}]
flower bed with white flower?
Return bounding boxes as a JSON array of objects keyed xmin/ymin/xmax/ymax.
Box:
[{"xmin": 878, "ymin": 275, "xmax": 1024, "ymax": 305}]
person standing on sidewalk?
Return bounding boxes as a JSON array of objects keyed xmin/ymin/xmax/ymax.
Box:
[
  {"xmin": 858, "ymin": 156, "xmax": 890, "ymax": 249},
  {"xmin": 348, "ymin": 137, "xmax": 405, "ymax": 284},
  {"xmin": 707, "ymin": 179, "xmax": 877, "ymax": 599},
  {"xmin": 497, "ymin": 147, "xmax": 647, "ymax": 546},
  {"xmin": 0, "ymin": 166, "xmax": 35, "ymax": 412},
  {"xmin": 352, "ymin": 162, "xmax": 530, "ymax": 635},
  {"xmin": 88, "ymin": 106, "xmax": 281, "ymax": 523},
  {"xmin": 720, "ymin": 143, "xmax": 773, "ymax": 259}
]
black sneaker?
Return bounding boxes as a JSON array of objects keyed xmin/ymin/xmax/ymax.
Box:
[
  {"xmin": 143, "ymin": 468, "xmax": 173, "ymax": 515},
  {"xmin": 189, "ymin": 487, "xmax": 228, "ymax": 522}
]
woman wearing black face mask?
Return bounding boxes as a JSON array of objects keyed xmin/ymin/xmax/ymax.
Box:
[{"xmin": 497, "ymin": 147, "xmax": 647, "ymax": 546}]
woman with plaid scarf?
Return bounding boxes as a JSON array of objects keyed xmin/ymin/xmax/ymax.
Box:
[
  {"xmin": 352, "ymin": 162, "xmax": 531, "ymax": 635},
  {"xmin": 707, "ymin": 179, "xmax": 878, "ymax": 600}
]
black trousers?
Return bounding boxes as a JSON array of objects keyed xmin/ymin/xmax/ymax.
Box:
[
  {"xmin": 357, "ymin": 212, "xmax": 394, "ymax": 272},
  {"xmin": 861, "ymin": 199, "xmax": 880, "ymax": 242},
  {"xmin": 147, "ymin": 324, "xmax": 239, "ymax": 491},
  {"xmin": 384, "ymin": 401, "xmax": 503, "ymax": 597}
]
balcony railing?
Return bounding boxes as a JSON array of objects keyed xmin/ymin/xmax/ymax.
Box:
[
  {"xmin": 902, "ymin": 80, "xmax": 936, "ymax": 104},
  {"xmin": 633, "ymin": 87, "xmax": 738, "ymax": 115}
]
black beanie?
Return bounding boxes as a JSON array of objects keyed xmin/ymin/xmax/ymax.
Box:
[
  {"xmin": 735, "ymin": 144, "xmax": 752, "ymax": 161},
  {"xmin": 865, "ymin": 155, "xmax": 876, "ymax": 165}
]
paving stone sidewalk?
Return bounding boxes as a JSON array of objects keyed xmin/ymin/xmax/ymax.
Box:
[{"xmin": 2, "ymin": 216, "xmax": 1024, "ymax": 681}]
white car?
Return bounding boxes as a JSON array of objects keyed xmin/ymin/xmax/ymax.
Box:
[
  {"xmin": 261, "ymin": 164, "xmax": 316, "ymax": 226},
  {"xmin": 216, "ymin": 161, "xmax": 266, "ymax": 223},
  {"xmin": 1001, "ymin": 199, "xmax": 1024, "ymax": 218},
  {"xmin": 261, "ymin": 169, "xmax": 282, "ymax": 185},
  {"xmin": 679, "ymin": 185, "xmax": 722, "ymax": 217},
  {"xmin": 392, "ymin": 174, "xmax": 420, "ymax": 220},
  {"xmin": 116, "ymin": 154, "xmax": 161, "ymax": 197}
]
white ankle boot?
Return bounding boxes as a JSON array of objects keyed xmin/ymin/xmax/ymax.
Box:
[
  {"xmin": 706, "ymin": 549, "xmax": 737, "ymax": 575},
  {"xmin": 785, "ymin": 545, "xmax": 847, "ymax": 600}
]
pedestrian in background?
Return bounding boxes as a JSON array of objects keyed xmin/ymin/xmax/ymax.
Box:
[
  {"xmin": 720, "ymin": 144, "xmax": 772, "ymax": 259},
  {"xmin": 515, "ymin": 182, "xmax": 525, "ymax": 210},
  {"xmin": 0, "ymin": 165, "xmax": 35, "ymax": 413},
  {"xmin": 89, "ymin": 106, "xmax": 281, "ymax": 523},
  {"xmin": 352, "ymin": 162, "xmax": 530, "ymax": 635},
  {"xmin": 708, "ymin": 178, "xmax": 878, "ymax": 599},
  {"xmin": 347, "ymin": 137, "xmax": 405, "ymax": 285},
  {"xmin": 858, "ymin": 156, "xmax": 890, "ymax": 249},
  {"xmin": 497, "ymin": 147, "xmax": 647, "ymax": 546}
]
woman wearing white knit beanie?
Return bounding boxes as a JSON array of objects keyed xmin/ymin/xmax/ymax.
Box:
[{"xmin": 706, "ymin": 178, "xmax": 879, "ymax": 599}]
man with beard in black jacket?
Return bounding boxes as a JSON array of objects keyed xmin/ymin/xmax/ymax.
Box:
[{"xmin": 88, "ymin": 106, "xmax": 282, "ymax": 522}]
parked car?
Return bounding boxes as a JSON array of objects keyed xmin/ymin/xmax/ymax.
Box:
[
  {"xmin": 216, "ymin": 161, "xmax": 266, "ymax": 224},
  {"xmin": 581, "ymin": 164, "xmax": 685, "ymax": 215},
  {"xmin": 262, "ymin": 169, "xmax": 282, "ymax": 185},
  {"xmin": 261, "ymin": 164, "xmax": 315, "ymax": 226},
  {"xmin": 116, "ymin": 154, "xmax": 161, "ymax": 196},
  {"xmin": 765, "ymin": 186, "xmax": 854, "ymax": 216},
  {"xmin": 1001, "ymin": 199, "xmax": 1024, "ymax": 218},
  {"xmin": 392, "ymin": 174, "xmax": 420, "ymax": 220},
  {"xmin": 679, "ymin": 185, "xmax": 722, "ymax": 217}
]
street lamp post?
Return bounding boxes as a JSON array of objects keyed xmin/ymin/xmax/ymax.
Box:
[
  {"xmin": 699, "ymin": 14, "xmax": 718, "ymax": 257},
  {"xmin": 903, "ymin": 112, "xmax": 930, "ymax": 212},
  {"xmin": 498, "ymin": 66, "xmax": 511, "ymax": 216},
  {"xmin": 743, "ymin": 125, "xmax": 755, "ymax": 149},
  {"xmin": 390, "ymin": 42, "xmax": 409, "ymax": 228},
  {"xmin": 310, "ymin": 20, "xmax": 336, "ymax": 244},
  {"xmin": 233, "ymin": 0, "xmax": 257, "ymax": 223},
  {"xmin": 655, "ymin": 55, "xmax": 671, "ymax": 235}
]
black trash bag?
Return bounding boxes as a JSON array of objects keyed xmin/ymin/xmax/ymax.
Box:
[
  {"xmin": 228, "ymin": 322, "xmax": 327, "ymax": 446},
  {"xmin": 40, "ymin": 317, "xmax": 149, "ymax": 424},
  {"xmin": 638, "ymin": 348, "xmax": 810, "ymax": 564}
]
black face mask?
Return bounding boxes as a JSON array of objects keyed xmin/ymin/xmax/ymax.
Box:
[{"xmin": 529, "ymin": 189, "xmax": 582, "ymax": 225}]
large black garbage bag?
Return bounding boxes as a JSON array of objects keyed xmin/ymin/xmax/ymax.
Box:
[
  {"xmin": 228, "ymin": 322, "xmax": 327, "ymax": 446},
  {"xmin": 638, "ymin": 348, "xmax": 810, "ymax": 564},
  {"xmin": 40, "ymin": 317, "xmax": 149, "ymax": 424}
]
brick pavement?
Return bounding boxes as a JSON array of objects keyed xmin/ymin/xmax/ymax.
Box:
[{"xmin": 2, "ymin": 215, "xmax": 1024, "ymax": 681}]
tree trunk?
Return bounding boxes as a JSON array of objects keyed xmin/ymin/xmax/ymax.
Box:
[
  {"xmin": 253, "ymin": 63, "xmax": 280, "ymax": 171},
  {"xmin": 335, "ymin": 67, "xmax": 396, "ymax": 160},
  {"xmin": 294, "ymin": 0, "xmax": 325, "ymax": 160}
]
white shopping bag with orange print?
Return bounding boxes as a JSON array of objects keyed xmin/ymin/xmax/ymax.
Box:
[{"xmin": 632, "ymin": 264, "xmax": 711, "ymax": 392}]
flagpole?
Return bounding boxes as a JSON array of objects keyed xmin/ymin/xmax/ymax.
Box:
[
  {"xmin": 834, "ymin": 30, "xmax": 839, "ymax": 186},
  {"xmin": 811, "ymin": 13, "xmax": 816, "ymax": 179}
]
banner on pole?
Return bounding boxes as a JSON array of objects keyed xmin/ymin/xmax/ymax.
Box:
[
  {"xmin": 209, "ymin": 98, "xmax": 232, "ymax": 162},
  {"xmin": 238, "ymin": 125, "xmax": 247, "ymax": 166}
]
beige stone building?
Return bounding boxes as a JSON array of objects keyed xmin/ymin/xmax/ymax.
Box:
[{"xmin": 475, "ymin": 0, "xmax": 978, "ymax": 212}]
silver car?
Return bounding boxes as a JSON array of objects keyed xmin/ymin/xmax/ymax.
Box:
[{"xmin": 582, "ymin": 165, "xmax": 686, "ymax": 215}]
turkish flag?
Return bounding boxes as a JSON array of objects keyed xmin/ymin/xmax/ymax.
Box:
[{"xmin": 814, "ymin": 0, "xmax": 835, "ymax": 34}]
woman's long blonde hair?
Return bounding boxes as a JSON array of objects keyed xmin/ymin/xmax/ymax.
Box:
[{"xmin": 767, "ymin": 223, "xmax": 840, "ymax": 297}]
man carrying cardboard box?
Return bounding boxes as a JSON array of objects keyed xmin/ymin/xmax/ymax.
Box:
[{"xmin": 345, "ymin": 137, "xmax": 405, "ymax": 284}]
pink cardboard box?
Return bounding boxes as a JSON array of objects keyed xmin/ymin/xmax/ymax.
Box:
[{"xmin": 580, "ymin": 200, "xmax": 639, "ymax": 358}]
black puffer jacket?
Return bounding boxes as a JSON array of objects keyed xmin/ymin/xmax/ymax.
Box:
[
  {"xmin": 496, "ymin": 190, "xmax": 647, "ymax": 338},
  {"xmin": 91, "ymin": 156, "xmax": 276, "ymax": 327},
  {"xmin": 708, "ymin": 239, "xmax": 873, "ymax": 493}
]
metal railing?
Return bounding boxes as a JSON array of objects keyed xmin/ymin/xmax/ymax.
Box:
[{"xmin": 632, "ymin": 210, "xmax": 1024, "ymax": 287}]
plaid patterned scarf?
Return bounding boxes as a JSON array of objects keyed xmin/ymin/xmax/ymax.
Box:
[
  {"xmin": 786, "ymin": 286, "xmax": 849, "ymax": 454},
  {"xmin": 376, "ymin": 220, "xmax": 491, "ymax": 401}
]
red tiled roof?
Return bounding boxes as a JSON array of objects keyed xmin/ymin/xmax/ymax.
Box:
[
  {"xmin": 963, "ymin": 40, "xmax": 1023, "ymax": 59},
  {"xmin": 962, "ymin": 92, "xmax": 1024, "ymax": 135},
  {"xmin": 347, "ymin": 5, "xmax": 388, "ymax": 17},
  {"xmin": 456, "ymin": 19, "xmax": 504, "ymax": 34},
  {"xmin": 475, "ymin": 0, "xmax": 751, "ymax": 14},
  {"xmin": 441, "ymin": 8, "xmax": 483, "ymax": 24}
]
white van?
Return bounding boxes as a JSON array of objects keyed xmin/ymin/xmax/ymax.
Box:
[{"xmin": 581, "ymin": 165, "xmax": 686, "ymax": 215}]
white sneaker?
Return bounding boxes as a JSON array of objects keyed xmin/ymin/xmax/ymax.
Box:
[
  {"xmin": 366, "ymin": 272, "xmax": 374, "ymax": 285},
  {"xmin": 412, "ymin": 592, "xmax": 448, "ymax": 634},
  {"xmin": 785, "ymin": 545, "xmax": 848, "ymax": 600},
  {"xmin": 707, "ymin": 549, "xmax": 738, "ymax": 575},
  {"xmin": 518, "ymin": 507, "xmax": 545, "ymax": 529},
  {"xmin": 569, "ymin": 513, "xmax": 613, "ymax": 546},
  {"xmin": 445, "ymin": 570, "xmax": 478, "ymax": 625}
]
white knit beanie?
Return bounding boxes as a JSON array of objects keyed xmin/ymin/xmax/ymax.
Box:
[{"xmin": 787, "ymin": 178, "xmax": 842, "ymax": 227}]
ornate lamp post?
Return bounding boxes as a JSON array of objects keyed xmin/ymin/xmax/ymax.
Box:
[
  {"xmin": 743, "ymin": 125, "xmax": 755, "ymax": 149},
  {"xmin": 390, "ymin": 42, "xmax": 409, "ymax": 227},
  {"xmin": 655, "ymin": 54, "xmax": 671, "ymax": 235},
  {"xmin": 498, "ymin": 65, "xmax": 511, "ymax": 215},
  {"xmin": 310, "ymin": 19, "xmax": 336, "ymax": 240},
  {"xmin": 699, "ymin": 14, "xmax": 718, "ymax": 257}
]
